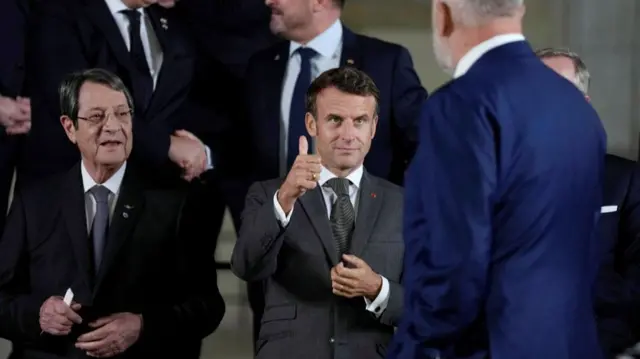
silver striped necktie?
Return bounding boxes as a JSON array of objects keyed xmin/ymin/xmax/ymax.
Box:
[{"xmin": 325, "ymin": 178, "xmax": 355, "ymax": 257}]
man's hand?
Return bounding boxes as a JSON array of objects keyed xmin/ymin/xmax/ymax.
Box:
[
  {"xmin": 0, "ymin": 96, "xmax": 31, "ymax": 135},
  {"xmin": 277, "ymin": 136, "xmax": 321, "ymax": 214},
  {"xmin": 169, "ymin": 130, "xmax": 207, "ymax": 181},
  {"xmin": 39, "ymin": 296, "xmax": 83, "ymax": 336},
  {"xmin": 331, "ymin": 254, "xmax": 382, "ymax": 300},
  {"xmin": 75, "ymin": 312, "xmax": 142, "ymax": 358}
]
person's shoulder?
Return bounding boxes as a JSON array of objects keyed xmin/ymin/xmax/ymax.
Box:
[
  {"xmin": 248, "ymin": 178, "xmax": 283, "ymax": 196},
  {"xmin": 17, "ymin": 171, "xmax": 68, "ymax": 204},
  {"xmin": 248, "ymin": 40, "xmax": 289, "ymax": 66},
  {"xmin": 351, "ymin": 30, "xmax": 408, "ymax": 55},
  {"xmin": 605, "ymin": 153, "xmax": 638, "ymax": 178}
]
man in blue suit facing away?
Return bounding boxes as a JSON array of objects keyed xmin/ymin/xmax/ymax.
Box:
[{"xmin": 388, "ymin": 1, "xmax": 606, "ymax": 359}]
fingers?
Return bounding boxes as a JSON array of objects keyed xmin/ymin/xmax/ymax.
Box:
[
  {"xmin": 298, "ymin": 136, "xmax": 308, "ymax": 155},
  {"xmin": 341, "ymin": 254, "xmax": 365, "ymax": 268}
]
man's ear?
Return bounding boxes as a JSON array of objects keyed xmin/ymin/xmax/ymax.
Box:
[
  {"xmin": 60, "ymin": 115, "xmax": 77, "ymax": 144},
  {"xmin": 435, "ymin": 0, "xmax": 455, "ymax": 38},
  {"xmin": 305, "ymin": 112, "xmax": 317, "ymax": 137}
]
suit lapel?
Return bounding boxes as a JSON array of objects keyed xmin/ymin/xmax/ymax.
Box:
[
  {"xmin": 263, "ymin": 43, "xmax": 289, "ymax": 172},
  {"xmin": 350, "ymin": 172, "xmax": 383, "ymax": 258},
  {"xmin": 93, "ymin": 167, "xmax": 144, "ymax": 296},
  {"xmin": 143, "ymin": 5, "xmax": 170, "ymax": 114},
  {"xmin": 340, "ymin": 27, "xmax": 364, "ymax": 68},
  {"xmin": 84, "ymin": 0, "xmax": 134, "ymax": 72},
  {"xmin": 62, "ymin": 164, "xmax": 93, "ymax": 290},
  {"xmin": 299, "ymin": 187, "xmax": 339, "ymax": 266}
]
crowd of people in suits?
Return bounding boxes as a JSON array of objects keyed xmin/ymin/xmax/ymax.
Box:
[{"xmin": 0, "ymin": 0, "xmax": 639, "ymax": 358}]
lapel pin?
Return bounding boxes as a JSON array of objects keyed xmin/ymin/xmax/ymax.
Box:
[
  {"xmin": 160, "ymin": 18, "xmax": 168, "ymax": 30},
  {"xmin": 124, "ymin": 204, "xmax": 134, "ymax": 210},
  {"xmin": 370, "ymin": 192, "xmax": 377, "ymax": 199},
  {"xmin": 346, "ymin": 59, "xmax": 355, "ymax": 65},
  {"xmin": 122, "ymin": 212, "xmax": 129, "ymax": 219},
  {"xmin": 274, "ymin": 54, "xmax": 280, "ymax": 61}
]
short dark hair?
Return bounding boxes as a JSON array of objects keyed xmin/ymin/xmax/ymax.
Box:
[
  {"xmin": 59, "ymin": 68, "xmax": 134, "ymax": 127},
  {"xmin": 334, "ymin": 0, "xmax": 346, "ymax": 8},
  {"xmin": 536, "ymin": 47, "xmax": 590, "ymax": 94},
  {"xmin": 306, "ymin": 66, "xmax": 380, "ymax": 118}
]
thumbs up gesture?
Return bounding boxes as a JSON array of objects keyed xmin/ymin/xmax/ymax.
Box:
[{"xmin": 277, "ymin": 136, "xmax": 322, "ymax": 214}]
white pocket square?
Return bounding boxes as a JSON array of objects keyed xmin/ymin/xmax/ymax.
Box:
[{"xmin": 601, "ymin": 205, "xmax": 618, "ymax": 213}]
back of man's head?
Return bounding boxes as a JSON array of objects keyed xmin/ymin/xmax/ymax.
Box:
[
  {"xmin": 447, "ymin": 0, "xmax": 525, "ymax": 25},
  {"xmin": 536, "ymin": 47, "xmax": 590, "ymax": 96}
]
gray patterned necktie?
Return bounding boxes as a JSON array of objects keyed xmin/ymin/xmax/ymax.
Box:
[
  {"xmin": 325, "ymin": 178, "xmax": 355, "ymax": 257},
  {"xmin": 89, "ymin": 185, "xmax": 111, "ymax": 271}
]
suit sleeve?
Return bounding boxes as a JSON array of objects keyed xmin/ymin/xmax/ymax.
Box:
[
  {"xmin": 0, "ymin": 191, "xmax": 46, "ymax": 342},
  {"xmin": 27, "ymin": 2, "xmax": 171, "ymax": 167},
  {"xmin": 230, "ymin": 182, "xmax": 287, "ymax": 281},
  {"xmin": 138, "ymin": 186, "xmax": 225, "ymax": 344},
  {"xmin": 390, "ymin": 46, "xmax": 428, "ymax": 172},
  {"xmin": 390, "ymin": 93, "xmax": 496, "ymax": 357}
]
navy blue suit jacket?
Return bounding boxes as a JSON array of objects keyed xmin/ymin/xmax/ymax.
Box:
[
  {"xmin": 389, "ymin": 41, "xmax": 606, "ymax": 359},
  {"xmin": 596, "ymin": 154, "xmax": 640, "ymax": 357},
  {"xmin": 240, "ymin": 26, "xmax": 427, "ymax": 186}
]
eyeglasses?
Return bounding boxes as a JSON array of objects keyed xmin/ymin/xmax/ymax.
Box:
[{"xmin": 77, "ymin": 109, "xmax": 133, "ymax": 125}]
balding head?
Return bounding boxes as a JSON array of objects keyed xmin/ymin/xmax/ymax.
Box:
[
  {"xmin": 536, "ymin": 48, "xmax": 590, "ymax": 96},
  {"xmin": 446, "ymin": 0, "xmax": 525, "ymax": 25},
  {"xmin": 431, "ymin": 0, "xmax": 525, "ymax": 75}
]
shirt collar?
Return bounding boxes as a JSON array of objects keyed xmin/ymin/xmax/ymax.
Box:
[
  {"xmin": 104, "ymin": 0, "xmax": 141, "ymax": 15},
  {"xmin": 289, "ymin": 19, "xmax": 343, "ymax": 59},
  {"xmin": 453, "ymin": 33, "xmax": 525, "ymax": 78},
  {"xmin": 318, "ymin": 164, "xmax": 364, "ymax": 189},
  {"xmin": 81, "ymin": 161, "xmax": 127, "ymax": 196}
]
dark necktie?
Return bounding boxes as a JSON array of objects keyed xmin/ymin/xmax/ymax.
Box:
[
  {"xmin": 325, "ymin": 178, "xmax": 355, "ymax": 257},
  {"xmin": 89, "ymin": 185, "xmax": 111, "ymax": 271},
  {"xmin": 121, "ymin": 9, "xmax": 153, "ymax": 110},
  {"xmin": 287, "ymin": 47, "xmax": 317, "ymax": 170}
]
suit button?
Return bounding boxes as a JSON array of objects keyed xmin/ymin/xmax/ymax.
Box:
[
  {"xmin": 375, "ymin": 307, "xmax": 381, "ymax": 312},
  {"xmin": 329, "ymin": 338, "xmax": 335, "ymax": 344}
]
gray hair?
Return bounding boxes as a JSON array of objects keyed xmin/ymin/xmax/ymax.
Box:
[
  {"xmin": 447, "ymin": 0, "xmax": 524, "ymax": 24},
  {"xmin": 59, "ymin": 68, "xmax": 134, "ymax": 128},
  {"xmin": 535, "ymin": 47, "xmax": 590, "ymax": 94}
]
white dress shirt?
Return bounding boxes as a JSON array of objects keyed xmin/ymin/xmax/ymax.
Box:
[
  {"xmin": 81, "ymin": 161, "xmax": 127, "ymax": 231},
  {"xmin": 273, "ymin": 165, "xmax": 391, "ymax": 316},
  {"xmin": 453, "ymin": 33, "xmax": 526, "ymax": 79},
  {"xmin": 279, "ymin": 20, "xmax": 343, "ymax": 176},
  {"xmin": 104, "ymin": 0, "xmax": 163, "ymax": 88},
  {"xmin": 104, "ymin": 0, "xmax": 213, "ymax": 171}
]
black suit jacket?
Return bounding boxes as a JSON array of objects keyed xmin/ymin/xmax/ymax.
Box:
[
  {"xmin": 240, "ymin": 26, "xmax": 427, "ymax": 187},
  {"xmin": 0, "ymin": 0, "xmax": 30, "ymax": 238},
  {"xmin": 0, "ymin": 163, "xmax": 225, "ymax": 358},
  {"xmin": 596, "ymin": 154, "xmax": 640, "ymax": 357},
  {"xmin": 20, "ymin": 0, "xmax": 231, "ymax": 185}
]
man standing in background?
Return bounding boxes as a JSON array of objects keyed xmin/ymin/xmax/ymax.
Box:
[
  {"xmin": 538, "ymin": 47, "xmax": 640, "ymax": 358},
  {"xmin": 0, "ymin": 0, "xmax": 31, "ymax": 233},
  {"xmin": 239, "ymin": 0, "xmax": 427, "ymax": 341},
  {"xmin": 390, "ymin": 1, "xmax": 605, "ymax": 358}
]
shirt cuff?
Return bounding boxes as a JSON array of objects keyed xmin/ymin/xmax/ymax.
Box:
[
  {"xmin": 364, "ymin": 275, "xmax": 390, "ymax": 317},
  {"xmin": 204, "ymin": 145, "xmax": 214, "ymax": 170},
  {"xmin": 273, "ymin": 190, "xmax": 293, "ymax": 226}
]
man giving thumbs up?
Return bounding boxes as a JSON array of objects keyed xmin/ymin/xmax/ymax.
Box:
[
  {"xmin": 231, "ymin": 67, "xmax": 405, "ymax": 359},
  {"xmin": 276, "ymin": 136, "xmax": 322, "ymax": 214}
]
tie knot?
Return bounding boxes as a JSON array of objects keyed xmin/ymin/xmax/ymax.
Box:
[
  {"xmin": 121, "ymin": 9, "xmax": 141, "ymax": 22},
  {"xmin": 296, "ymin": 47, "xmax": 317, "ymax": 62},
  {"xmin": 89, "ymin": 185, "xmax": 111, "ymax": 204},
  {"xmin": 325, "ymin": 178, "xmax": 351, "ymax": 196}
]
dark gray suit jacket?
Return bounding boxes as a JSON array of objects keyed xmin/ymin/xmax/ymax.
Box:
[{"xmin": 231, "ymin": 171, "xmax": 404, "ymax": 359}]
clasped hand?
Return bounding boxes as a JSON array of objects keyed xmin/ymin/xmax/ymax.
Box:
[
  {"xmin": 0, "ymin": 96, "xmax": 31, "ymax": 135},
  {"xmin": 331, "ymin": 254, "xmax": 382, "ymax": 300},
  {"xmin": 75, "ymin": 312, "xmax": 142, "ymax": 358},
  {"xmin": 169, "ymin": 129, "xmax": 207, "ymax": 182}
]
